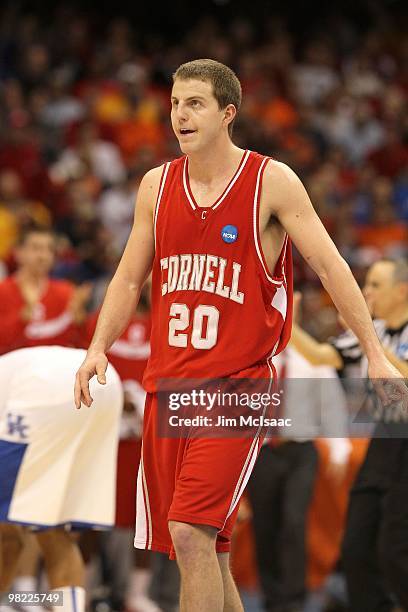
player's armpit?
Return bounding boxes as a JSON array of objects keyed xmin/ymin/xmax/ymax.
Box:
[{"xmin": 261, "ymin": 160, "xmax": 345, "ymax": 280}]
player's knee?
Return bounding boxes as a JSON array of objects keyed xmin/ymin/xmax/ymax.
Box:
[
  {"xmin": 169, "ymin": 521, "xmax": 216, "ymax": 560},
  {"xmin": 168, "ymin": 521, "xmax": 197, "ymax": 555},
  {"xmin": 37, "ymin": 528, "xmax": 72, "ymax": 557}
]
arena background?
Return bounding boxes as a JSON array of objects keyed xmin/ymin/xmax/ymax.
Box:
[
  {"xmin": 1, "ymin": 0, "xmax": 407, "ymax": 334},
  {"xmin": 0, "ymin": 0, "xmax": 407, "ymax": 610}
]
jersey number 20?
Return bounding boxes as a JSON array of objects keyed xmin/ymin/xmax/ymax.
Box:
[{"xmin": 168, "ymin": 303, "xmax": 219, "ymax": 350}]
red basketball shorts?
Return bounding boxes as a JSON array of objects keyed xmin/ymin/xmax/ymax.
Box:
[
  {"xmin": 134, "ymin": 362, "xmax": 275, "ymax": 558},
  {"xmin": 115, "ymin": 438, "xmax": 142, "ymax": 528}
]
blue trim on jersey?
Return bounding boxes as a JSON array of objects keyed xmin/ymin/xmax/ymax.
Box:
[{"xmin": 0, "ymin": 439, "xmax": 28, "ymax": 521}]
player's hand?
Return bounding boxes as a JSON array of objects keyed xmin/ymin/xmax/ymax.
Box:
[
  {"xmin": 74, "ymin": 351, "xmax": 108, "ymax": 409},
  {"xmin": 368, "ymin": 357, "xmax": 408, "ymax": 413}
]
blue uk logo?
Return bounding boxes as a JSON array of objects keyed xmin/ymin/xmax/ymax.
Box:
[
  {"xmin": 7, "ymin": 414, "xmax": 29, "ymax": 440},
  {"xmin": 221, "ymin": 224, "xmax": 238, "ymax": 244}
]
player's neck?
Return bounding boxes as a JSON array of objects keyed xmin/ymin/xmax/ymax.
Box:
[
  {"xmin": 16, "ymin": 269, "xmax": 48, "ymax": 287},
  {"xmin": 385, "ymin": 305, "xmax": 408, "ymax": 329},
  {"xmin": 187, "ymin": 140, "xmax": 244, "ymax": 185}
]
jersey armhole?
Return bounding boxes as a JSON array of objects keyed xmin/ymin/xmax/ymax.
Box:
[
  {"xmin": 153, "ymin": 162, "xmax": 171, "ymax": 250},
  {"xmin": 252, "ymin": 157, "xmax": 289, "ymax": 285}
]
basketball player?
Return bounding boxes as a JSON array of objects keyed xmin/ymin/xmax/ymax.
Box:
[
  {"xmin": 0, "ymin": 346, "xmax": 123, "ymax": 612},
  {"xmin": 291, "ymin": 259, "xmax": 408, "ymax": 611},
  {"xmin": 0, "ymin": 225, "xmax": 90, "ymax": 354},
  {"xmin": 75, "ymin": 60, "xmax": 405, "ymax": 612}
]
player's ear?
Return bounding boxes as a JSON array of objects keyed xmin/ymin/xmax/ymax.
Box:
[{"xmin": 223, "ymin": 104, "xmax": 236, "ymax": 127}]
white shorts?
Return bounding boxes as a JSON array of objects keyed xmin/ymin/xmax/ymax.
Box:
[{"xmin": 0, "ymin": 346, "xmax": 123, "ymax": 529}]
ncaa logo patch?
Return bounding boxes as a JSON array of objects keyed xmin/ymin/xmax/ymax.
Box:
[{"xmin": 221, "ymin": 224, "xmax": 238, "ymax": 244}]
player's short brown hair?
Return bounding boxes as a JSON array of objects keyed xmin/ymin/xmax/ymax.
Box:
[
  {"xmin": 17, "ymin": 223, "xmax": 55, "ymax": 246},
  {"xmin": 173, "ymin": 59, "xmax": 242, "ymax": 136}
]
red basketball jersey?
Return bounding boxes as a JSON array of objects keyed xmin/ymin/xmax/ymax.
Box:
[
  {"xmin": 143, "ymin": 150, "xmax": 293, "ymax": 392},
  {"xmin": 0, "ymin": 276, "xmax": 84, "ymax": 354}
]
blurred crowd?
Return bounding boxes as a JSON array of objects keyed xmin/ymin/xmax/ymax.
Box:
[{"xmin": 0, "ymin": 4, "xmax": 407, "ymax": 334}]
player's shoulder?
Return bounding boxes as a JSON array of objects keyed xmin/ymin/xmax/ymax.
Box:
[
  {"xmin": 258, "ymin": 158, "xmax": 307, "ymax": 215},
  {"xmin": 259, "ymin": 157, "xmax": 302, "ymax": 198},
  {"xmin": 136, "ymin": 163, "xmax": 170, "ymax": 210},
  {"xmin": 142, "ymin": 163, "xmax": 167, "ymax": 186},
  {"xmin": 141, "ymin": 156, "xmax": 185, "ymax": 183},
  {"xmin": 262, "ymin": 158, "xmax": 301, "ymax": 188}
]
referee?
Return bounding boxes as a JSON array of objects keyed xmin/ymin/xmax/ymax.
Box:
[{"xmin": 291, "ymin": 258, "xmax": 408, "ymax": 612}]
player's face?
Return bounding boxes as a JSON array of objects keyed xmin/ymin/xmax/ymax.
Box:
[
  {"xmin": 170, "ymin": 79, "xmax": 227, "ymax": 154},
  {"xmin": 363, "ymin": 261, "xmax": 400, "ymax": 319},
  {"xmin": 16, "ymin": 233, "xmax": 56, "ymax": 276}
]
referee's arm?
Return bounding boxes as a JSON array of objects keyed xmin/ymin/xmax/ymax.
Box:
[
  {"xmin": 291, "ymin": 323, "xmax": 408, "ymax": 377},
  {"xmin": 383, "ymin": 348, "xmax": 408, "ymax": 378},
  {"xmin": 290, "ymin": 323, "xmax": 343, "ymax": 370}
]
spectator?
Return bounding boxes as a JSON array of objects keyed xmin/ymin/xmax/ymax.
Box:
[
  {"xmin": 0, "ymin": 225, "xmax": 89, "ymax": 354},
  {"xmin": 50, "ymin": 121, "xmax": 126, "ymax": 186}
]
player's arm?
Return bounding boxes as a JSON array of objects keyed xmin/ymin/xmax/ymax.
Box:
[
  {"xmin": 74, "ymin": 165, "xmax": 163, "ymax": 408},
  {"xmin": 290, "ymin": 323, "xmax": 343, "ymax": 369},
  {"xmin": 262, "ymin": 161, "xmax": 403, "ymax": 390},
  {"xmin": 87, "ymin": 166, "xmax": 160, "ymax": 354}
]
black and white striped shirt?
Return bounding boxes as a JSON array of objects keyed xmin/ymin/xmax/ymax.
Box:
[{"xmin": 331, "ymin": 319, "xmax": 408, "ymax": 424}]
